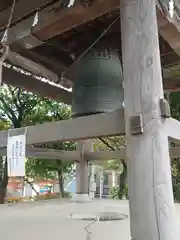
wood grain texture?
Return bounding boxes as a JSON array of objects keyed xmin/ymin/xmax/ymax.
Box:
[
  {"xmin": 0, "ymin": 0, "xmax": 49, "ymax": 29},
  {"xmin": 7, "ymin": 50, "xmax": 59, "ymax": 83},
  {"xmin": 3, "ymin": 66, "xmax": 72, "ymax": 104},
  {"xmin": 121, "ymin": 0, "xmax": 176, "ymax": 239},
  {"xmin": 165, "ymin": 117, "xmax": 180, "ymax": 140},
  {"xmin": 2, "ymin": 0, "xmax": 119, "ymax": 48},
  {"xmin": 0, "ymin": 108, "xmax": 125, "ymax": 148},
  {"xmin": 0, "ymin": 146, "xmax": 180, "ymax": 160}
]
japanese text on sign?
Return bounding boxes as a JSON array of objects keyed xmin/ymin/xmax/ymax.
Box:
[{"xmin": 7, "ymin": 134, "xmax": 26, "ymax": 177}]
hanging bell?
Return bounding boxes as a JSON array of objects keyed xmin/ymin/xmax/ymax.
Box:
[{"xmin": 72, "ymin": 46, "xmax": 124, "ymax": 117}]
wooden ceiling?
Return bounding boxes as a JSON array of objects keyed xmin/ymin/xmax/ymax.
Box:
[{"xmin": 1, "ymin": 0, "xmax": 180, "ymax": 103}]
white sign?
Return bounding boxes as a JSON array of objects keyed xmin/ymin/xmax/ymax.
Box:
[{"xmin": 7, "ymin": 134, "xmax": 26, "ymax": 177}]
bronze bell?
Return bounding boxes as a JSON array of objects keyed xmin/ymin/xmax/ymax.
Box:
[{"xmin": 72, "ymin": 46, "xmax": 124, "ymax": 117}]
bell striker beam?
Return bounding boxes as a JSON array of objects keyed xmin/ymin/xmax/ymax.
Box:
[{"xmin": 120, "ymin": 0, "xmax": 176, "ymax": 239}]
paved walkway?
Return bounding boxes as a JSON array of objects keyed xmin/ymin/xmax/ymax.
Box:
[{"xmin": 0, "ymin": 199, "xmax": 179, "ymax": 240}]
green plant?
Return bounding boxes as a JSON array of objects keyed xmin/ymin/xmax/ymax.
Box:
[
  {"xmin": 109, "ymin": 186, "xmax": 119, "ymax": 199},
  {"xmin": 109, "ymin": 185, "xmax": 129, "ymax": 200}
]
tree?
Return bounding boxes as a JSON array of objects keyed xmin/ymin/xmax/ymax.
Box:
[
  {"xmin": 0, "ymin": 85, "xmax": 43, "ymax": 203},
  {"xmin": 169, "ymin": 92, "xmax": 180, "ymax": 202},
  {"xmin": 26, "ymin": 142, "xmax": 75, "ymax": 197},
  {"xmin": 25, "ymin": 100, "xmax": 74, "ymax": 197},
  {"xmin": 96, "ymin": 137, "xmax": 128, "ymax": 199},
  {"xmin": 0, "ymin": 84, "xmax": 74, "ymax": 203}
]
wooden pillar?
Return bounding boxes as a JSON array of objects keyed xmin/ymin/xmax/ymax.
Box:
[
  {"xmin": 120, "ymin": 0, "xmax": 176, "ymax": 239},
  {"xmin": 89, "ymin": 163, "xmax": 96, "ymax": 200},
  {"xmin": 99, "ymin": 167, "xmax": 104, "ymax": 199},
  {"xmin": 74, "ymin": 140, "xmax": 93, "ymax": 202},
  {"xmin": 112, "ymin": 170, "xmax": 116, "ymax": 187}
]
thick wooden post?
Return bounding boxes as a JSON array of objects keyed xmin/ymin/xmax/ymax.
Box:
[
  {"xmin": 120, "ymin": 0, "xmax": 176, "ymax": 239},
  {"xmin": 74, "ymin": 140, "xmax": 93, "ymax": 202}
]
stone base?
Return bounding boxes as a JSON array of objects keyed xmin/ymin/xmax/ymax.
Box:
[{"xmin": 71, "ymin": 194, "xmax": 92, "ymax": 203}]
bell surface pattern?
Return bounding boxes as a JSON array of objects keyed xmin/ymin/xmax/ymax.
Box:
[{"xmin": 72, "ymin": 47, "xmax": 124, "ymax": 117}]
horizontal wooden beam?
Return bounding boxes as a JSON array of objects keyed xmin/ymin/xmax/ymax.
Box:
[
  {"xmin": 2, "ymin": 66, "xmax": 72, "ymax": 104},
  {"xmin": 6, "ymin": 49, "xmax": 59, "ymax": 83},
  {"xmin": 0, "ymin": 0, "xmax": 179, "ymax": 53},
  {"xmin": 2, "ymin": 0, "xmax": 120, "ymax": 49},
  {"xmin": 0, "ymin": 108, "xmax": 125, "ymax": 148},
  {"xmin": 163, "ymin": 76, "xmax": 180, "ymax": 92},
  {"xmin": 1, "ymin": 146, "xmax": 180, "ymax": 160},
  {"xmin": 88, "ymin": 148, "xmax": 180, "ymax": 160},
  {"xmin": 0, "ymin": 147, "xmax": 80, "ymax": 160},
  {"xmin": 6, "ymin": 48, "xmax": 180, "ymax": 93},
  {"xmin": 27, "ymin": 147, "xmax": 80, "ymax": 160},
  {"xmin": 0, "ymin": 109, "xmax": 180, "ymax": 151},
  {"xmin": 157, "ymin": 4, "xmax": 180, "ymax": 58},
  {"xmin": 86, "ymin": 149, "xmax": 126, "ymax": 161},
  {"xmin": 165, "ymin": 117, "xmax": 180, "ymax": 140},
  {"xmin": 3, "ymin": 53, "xmax": 180, "ymax": 95},
  {"xmin": 10, "ymin": 44, "xmax": 74, "ymax": 83},
  {"xmin": 0, "ymin": 0, "xmax": 51, "ymax": 29}
]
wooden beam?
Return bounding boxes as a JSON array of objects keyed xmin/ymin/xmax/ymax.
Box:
[
  {"xmin": 10, "ymin": 44, "xmax": 73, "ymax": 81},
  {"xmin": 0, "ymin": 0, "xmax": 52, "ymax": 29},
  {"xmin": 76, "ymin": 140, "xmax": 92, "ymax": 197},
  {"xmin": 5, "ymin": 48, "xmax": 73, "ymax": 88},
  {"xmin": 0, "ymin": 108, "xmax": 125, "ymax": 148},
  {"xmin": 2, "ymin": 66, "xmax": 72, "ymax": 104},
  {"xmin": 2, "ymin": 0, "xmax": 120, "ymax": 49},
  {"xmin": 157, "ymin": 4, "xmax": 180, "ymax": 58},
  {"xmin": 4, "ymin": 48, "xmax": 180, "ymax": 93},
  {"xmin": 170, "ymin": 147, "xmax": 180, "ymax": 158},
  {"xmin": 88, "ymin": 148, "xmax": 180, "ymax": 160},
  {"xmin": 121, "ymin": 0, "xmax": 175, "ymax": 239},
  {"xmin": 5, "ymin": 49, "xmax": 180, "ymax": 93},
  {"xmin": 163, "ymin": 76, "xmax": 180, "ymax": 92},
  {"xmin": 27, "ymin": 147, "xmax": 79, "ymax": 160},
  {"xmin": 0, "ymin": 0, "xmax": 179, "ymax": 52},
  {"xmin": 1, "ymin": 146, "xmax": 180, "ymax": 160},
  {"xmin": 165, "ymin": 117, "xmax": 180, "ymax": 140},
  {"xmin": 6, "ymin": 49, "xmax": 59, "ymax": 83},
  {"xmin": 86, "ymin": 149, "xmax": 126, "ymax": 161},
  {"xmin": 0, "ymin": 147, "xmax": 79, "ymax": 160}
]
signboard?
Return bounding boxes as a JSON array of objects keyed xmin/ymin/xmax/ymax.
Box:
[{"xmin": 7, "ymin": 134, "xmax": 26, "ymax": 177}]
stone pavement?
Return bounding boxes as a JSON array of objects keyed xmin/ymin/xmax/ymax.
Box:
[{"xmin": 0, "ymin": 199, "xmax": 179, "ymax": 240}]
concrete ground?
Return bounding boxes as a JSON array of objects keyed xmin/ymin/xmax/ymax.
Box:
[{"xmin": 0, "ymin": 199, "xmax": 179, "ymax": 240}]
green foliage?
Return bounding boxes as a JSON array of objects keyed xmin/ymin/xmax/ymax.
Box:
[
  {"xmin": 109, "ymin": 186, "xmax": 119, "ymax": 199},
  {"xmin": 169, "ymin": 92, "xmax": 180, "ymax": 120},
  {"xmin": 169, "ymin": 93, "xmax": 180, "ymax": 202},
  {"xmin": 0, "ymin": 85, "xmax": 41, "ymax": 128},
  {"xmin": 94, "ymin": 137, "xmax": 125, "ymax": 171},
  {"xmin": 95, "ymin": 137, "xmax": 127, "ymax": 199},
  {"xmin": 0, "ymin": 84, "xmax": 74, "ymax": 185},
  {"xmin": 172, "ymin": 158, "xmax": 180, "ymax": 202},
  {"xmin": 109, "ymin": 185, "xmax": 128, "ymax": 200}
]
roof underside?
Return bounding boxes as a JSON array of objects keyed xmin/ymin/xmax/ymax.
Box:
[{"xmin": 1, "ymin": 0, "xmax": 180, "ymax": 103}]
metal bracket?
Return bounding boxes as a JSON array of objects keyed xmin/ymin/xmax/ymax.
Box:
[
  {"xmin": 130, "ymin": 115, "xmax": 143, "ymax": 135},
  {"xmin": 159, "ymin": 98, "xmax": 171, "ymax": 118}
]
